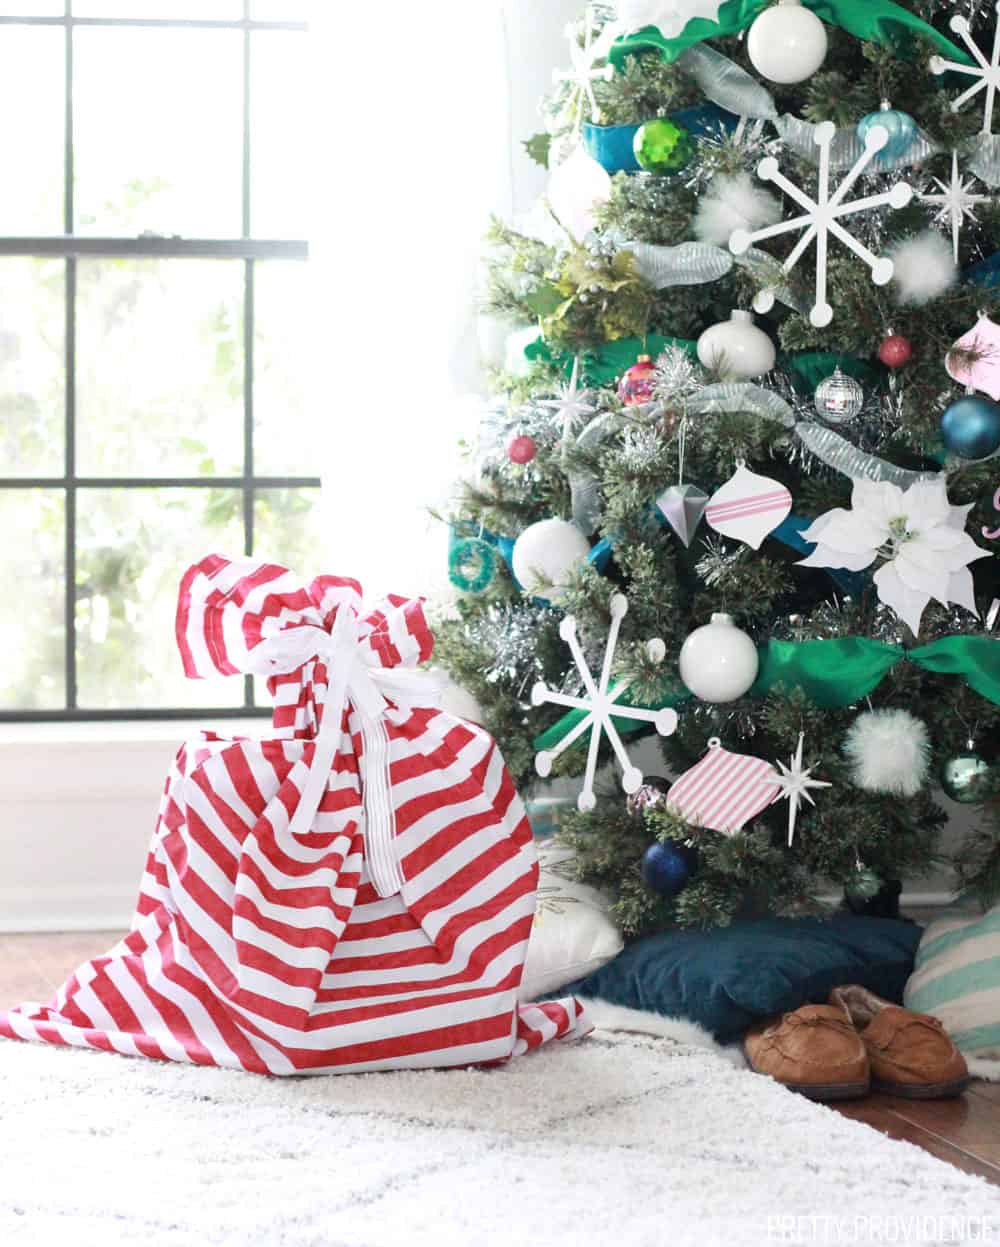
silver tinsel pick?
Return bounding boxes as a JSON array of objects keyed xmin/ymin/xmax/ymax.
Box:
[
  {"xmin": 465, "ymin": 602, "xmax": 558, "ymax": 697},
  {"xmin": 652, "ymin": 344, "xmax": 704, "ymax": 405},
  {"xmin": 695, "ymin": 535, "xmax": 747, "ymax": 587}
]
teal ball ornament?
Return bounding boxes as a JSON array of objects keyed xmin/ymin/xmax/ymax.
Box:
[
  {"xmin": 856, "ymin": 105, "xmax": 917, "ymax": 164},
  {"xmin": 941, "ymin": 751, "xmax": 993, "ymax": 804},
  {"xmin": 633, "ymin": 118, "xmax": 695, "ymax": 174},
  {"xmin": 641, "ymin": 841, "xmax": 696, "ymax": 898},
  {"xmin": 940, "ymin": 394, "xmax": 1000, "ymax": 460}
]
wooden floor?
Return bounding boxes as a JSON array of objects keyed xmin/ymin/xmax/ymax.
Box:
[{"xmin": 1, "ymin": 932, "xmax": 999, "ymax": 1186}]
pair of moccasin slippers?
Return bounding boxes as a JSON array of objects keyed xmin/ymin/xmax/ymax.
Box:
[{"xmin": 743, "ymin": 984, "xmax": 970, "ymax": 1102}]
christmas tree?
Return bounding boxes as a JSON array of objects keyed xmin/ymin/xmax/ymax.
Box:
[{"xmin": 435, "ymin": 0, "xmax": 1000, "ymax": 936}]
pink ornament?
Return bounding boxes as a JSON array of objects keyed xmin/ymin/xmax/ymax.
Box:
[
  {"xmin": 507, "ymin": 434, "xmax": 537, "ymax": 464},
  {"xmin": 946, "ymin": 315, "xmax": 1000, "ymax": 400},
  {"xmin": 617, "ymin": 355, "xmax": 657, "ymax": 406},
  {"xmin": 984, "ymin": 486, "xmax": 1000, "ymax": 540},
  {"xmin": 666, "ymin": 738, "xmax": 779, "ymax": 836}
]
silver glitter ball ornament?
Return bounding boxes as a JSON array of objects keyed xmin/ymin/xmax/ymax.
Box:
[
  {"xmin": 626, "ymin": 775, "xmax": 671, "ymax": 818},
  {"xmin": 814, "ymin": 367, "xmax": 864, "ymax": 423}
]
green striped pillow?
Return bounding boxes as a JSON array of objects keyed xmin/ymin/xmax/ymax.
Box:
[{"xmin": 905, "ymin": 906, "xmax": 1000, "ymax": 1081}]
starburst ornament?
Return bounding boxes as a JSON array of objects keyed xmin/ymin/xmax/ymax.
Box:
[
  {"xmin": 930, "ymin": 3, "xmax": 1000, "ymax": 135},
  {"xmin": 921, "ymin": 150, "xmax": 991, "ymax": 261},
  {"xmin": 554, "ymin": 7, "xmax": 616, "ymax": 128},
  {"xmin": 762, "ymin": 732, "xmax": 831, "ymax": 847},
  {"xmin": 536, "ymin": 356, "xmax": 597, "ymax": 454},
  {"xmin": 729, "ymin": 120, "xmax": 914, "ymax": 328},
  {"xmin": 532, "ymin": 593, "xmax": 678, "ymax": 812}
]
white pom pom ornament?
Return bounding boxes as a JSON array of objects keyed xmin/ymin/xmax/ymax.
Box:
[
  {"xmin": 693, "ymin": 173, "xmax": 782, "ymax": 248},
  {"xmin": 843, "ymin": 709, "xmax": 930, "ymax": 797},
  {"xmin": 512, "ymin": 518, "xmax": 590, "ymax": 603},
  {"xmin": 888, "ymin": 231, "xmax": 958, "ymax": 306}
]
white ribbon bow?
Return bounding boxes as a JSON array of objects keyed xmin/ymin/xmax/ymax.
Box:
[{"xmin": 243, "ymin": 608, "xmax": 442, "ymax": 899}]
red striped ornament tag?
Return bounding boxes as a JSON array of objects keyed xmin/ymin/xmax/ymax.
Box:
[
  {"xmin": 666, "ymin": 738, "xmax": 779, "ymax": 836},
  {"xmin": 705, "ymin": 464, "xmax": 793, "ymax": 550}
]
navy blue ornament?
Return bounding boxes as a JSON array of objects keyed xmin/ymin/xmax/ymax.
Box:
[
  {"xmin": 940, "ymin": 395, "xmax": 1000, "ymax": 460},
  {"xmin": 641, "ymin": 841, "xmax": 696, "ymax": 898}
]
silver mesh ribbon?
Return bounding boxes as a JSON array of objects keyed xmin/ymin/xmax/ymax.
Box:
[
  {"xmin": 795, "ymin": 422, "xmax": 942, "ymax": 488},
  {"xmin": 733, "ymin": 247, "xmax": 809, "ymax": 315},
  {"xmin": 625, "ymin": 240, "xmax": 733, "ymax": 288},
  {"xmin": 687, "ymin": 382, "xmax": 796, "ymax": 427},
  {"xmin": 570, "ymin": 412, "xmax": 618, "ymax": 532},
  {"xmin": 968, "ymin": 134, "xmax": 1000, "ymax": 187},
  {"xmin": 773, "ymin": 115, "xmax": 939, "ymax": 173},
  {"xmin": 677, "ymin": 44, "xmax": 778, "ymax": 121}
]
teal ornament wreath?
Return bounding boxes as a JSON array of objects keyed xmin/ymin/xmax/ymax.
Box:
[{"xmin": 448, "ymin": 537, "xmax": 498, "ymax": 594}]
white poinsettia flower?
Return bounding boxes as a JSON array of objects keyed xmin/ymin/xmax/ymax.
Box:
[
  {"xmin": 797, "ymin": 478, "xmax": 991, "ymax": 635},
  {"xmin": 613, "ymin": 0, "xmax": 726, "ymax": 39}
]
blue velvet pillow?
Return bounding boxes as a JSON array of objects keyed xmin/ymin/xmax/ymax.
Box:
[{"xmin": 561, "ymin": 916, "xmax": 923, "ymax": 1042}]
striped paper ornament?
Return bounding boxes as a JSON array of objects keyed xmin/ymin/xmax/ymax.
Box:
[
  {"xmin": 666, "ymin": 738, "xmax": 779, "ymax": 836},
  {"xmin": 705, "ymin": 464, "xmax": 793, "ymax": 550}
]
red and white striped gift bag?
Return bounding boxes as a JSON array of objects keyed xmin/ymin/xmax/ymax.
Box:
[{"xmin": 0, "ymin": 555, "xmax": 589, "ymax": 1075}]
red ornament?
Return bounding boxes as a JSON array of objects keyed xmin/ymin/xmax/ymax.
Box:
[
  {"xmin": 507, "ymin": 434, "xmax": 537, "ymax": 464},
  {"xmin": 878, "ymin": 334, "xmax": 913, "ymax": 368},
  {"xmin": 617, "ymin": 354, "xmax": 657, "ymax": 406}
]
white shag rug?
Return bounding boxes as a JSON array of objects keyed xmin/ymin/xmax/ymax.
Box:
[{"xmin": 2, "ymin": 1011, "xmax": 1000, "ymax": 1247}]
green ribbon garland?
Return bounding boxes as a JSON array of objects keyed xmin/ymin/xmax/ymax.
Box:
[
  {"xmin": 533, "ymin": 635, "xmax": 1000, "ymax": 750},
  {"xmin": 608, "ymin": 0, "xmax": 972, "ymax": 70},
  {"xmin": 524, "ymin": 335, "xmax": 884, "ymax": 395}
]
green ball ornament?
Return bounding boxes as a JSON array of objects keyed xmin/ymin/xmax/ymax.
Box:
[
  {"xmin": 633, "ymin": 118, "xmax": 695, "ymax": 174},
  {"xmin": 941, "ymin": 751, "xmax": 993, "ymax": 803}
]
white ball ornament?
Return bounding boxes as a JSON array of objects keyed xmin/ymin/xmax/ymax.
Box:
[
  {"xmin": 678, "ymin": 613, "xmax": 760, "ymax": 703},
  {"xmin": 696, "ymin": 310, "xmax": 776, "ymax": 381},
  {"xmin": 512, "ymin": 518, "xmax": 590, "ymax": 603},
  {"xmin": 747, "ymin": 0, "xmax": 828, "ymax": 85}
]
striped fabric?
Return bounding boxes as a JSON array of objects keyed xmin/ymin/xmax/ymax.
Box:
[
  {"xmin": 904, "ymin": 906, "xmax": 1000, "ymax": 1077},
  {"xmin": 0, "ymin": 555, "xmax": 589, "ymax": 1075},
  {"xmin": 666, "ymin": 741, "xmax": 778, "ymax": 835}
]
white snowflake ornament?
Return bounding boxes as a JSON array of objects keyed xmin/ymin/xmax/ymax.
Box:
[
  {"xmin": 729, "ymin": 120, "xmax": 914, "ymax": 328},
  {"xmin": 554, "ymin": 7, "xmax": 616, "ymax": 127},
  {"xmin": 920, "ymin": 150, "xmax": 991, "ymax": 261},
  {"xmin": 761, "ymin": 732, "xmax": 831, "ymax": 847},
  {"xmin": 536, "ymin": 356, "xmax": 597, "ymax": 454},
  {"xmin": 532, "ymin": 593, "xmax": 678, "ymax": 812},
  {"xmin": 930, "ymin": 3, "xmax": 1000, "ymax": 135}
]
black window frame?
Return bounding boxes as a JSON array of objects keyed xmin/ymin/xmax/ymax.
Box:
[{"xmin": 0, "ymin": 2, "xmax": 316, "ymax": 723}]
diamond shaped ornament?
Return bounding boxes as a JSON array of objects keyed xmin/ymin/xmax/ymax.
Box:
[
  {"xmin": 656, "ymin": 483, "xmax": 709, "ymax": 547},
  {"xmin": 705, "ymin": 464, "xmax": 792, "ymax": 550}
]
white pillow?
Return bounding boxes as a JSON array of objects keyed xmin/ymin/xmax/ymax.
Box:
[{"xmin": 519, "ymin": 839, "xmax": 624, "ymax": 1002}]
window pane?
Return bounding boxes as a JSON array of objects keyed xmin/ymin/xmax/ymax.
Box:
[
  {"xmin": 251, "ymin": 30, "xmax": 308, "ymax": 237},
  {"xmin": 0, "ymin": 489, "xmax": 65, "ymax": 710},
  {"xmin": 0, "ymin": 28, "xmax": 63, "ymax": 233},
  {"xmin": 73, "ymin": 2, "xmax": 242, "ymax": 14},
  {"xmin": 76, "ymin": 258, "xmax": 243, "ymax": 477},
  {"xmin": 0, "ymin": 2, "xmax": 62, "ymax": 13},
  {"xmin": 253, "ymin": 261, "xmax": 310, "ymax": 474},
  {"xmin": 0, "ymin": 259, "xmax": 65, "ymax": 477},
  {"xmin": 250, "ymin": 1, "xmax": 310, "ymax": 18},
  {"xmin": 74, "ymin": 28, "xmax": 242, "ymax": 236},
  {"xmin": 76, "ymin": 487, "xmax": 245, "ymax": 710},
  {"xmin": 254, "ymin": 487, "xmax": 323, "ymax": 573}
]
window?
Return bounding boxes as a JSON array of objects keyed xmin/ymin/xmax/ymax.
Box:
[{"xmin": 0, "ymin": 3, "xmax": 314, "ymax": 721}]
